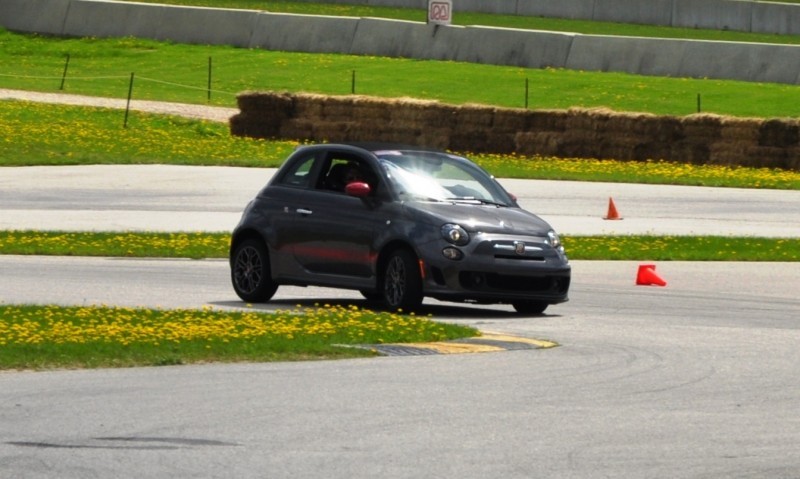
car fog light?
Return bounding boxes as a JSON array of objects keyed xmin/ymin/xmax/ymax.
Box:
[{"xmin": 442, "ymin": 247, "xmax": 463, "ymax": 260}]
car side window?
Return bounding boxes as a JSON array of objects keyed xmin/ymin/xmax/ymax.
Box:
[
  {"xmin": 276, "ymin": 154, "xmax": 316, "ymax": 188},
  {"xmin": 319, "ymin": 157, "xmax": 376, "ymax": 194}
]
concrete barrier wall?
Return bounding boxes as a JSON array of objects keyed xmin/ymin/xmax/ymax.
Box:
[
  {"xmin": 6, "ymin": 0, "xmax": 800, "ymax": 37},
  {"xmin": 0, "ymin": 0, "xmax": 72, "ymax": 35},
  {"xmin": 593, "ymin": 0, "xmax": 673, "ymax": 26},
  {"xmin": 2, "ymin": 0, "xmax": 800, "ymax": 86},
  {"xmin": 566, "ymin": 35, "xmax": 800, "ymax": 84},
  {"xmin": 671, "ymin": 0, "xmax": 752, "ymax": 32},
  {"xmin": 63, "ymin": 0, "xmax": 259, "ymax": 47},
  {"xmin": 231, "ymin": 92, "xmax": 800, "ymax": 171},
  {"xmin": 752, "ymin": 2, "xmax": 800, "ymax": 36},
  {"xmin": 251, "ymin": 13, "xmax": 360, "ymax": 53},
  {"xmin": 516, "ymin": 0, "xmax": 594, "ymax": 19},
  {"xmin": 281, "ymin": 0, "xmax": 800, "ymax": 35}
]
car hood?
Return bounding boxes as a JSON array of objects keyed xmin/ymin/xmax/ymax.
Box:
[{"xmin": 408, "ymin": 202, "xmax": 553, "ymax": 234}]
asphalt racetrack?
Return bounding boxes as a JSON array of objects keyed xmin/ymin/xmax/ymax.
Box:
[{"xmin": 1, "ymin": 165, "xmax": 800, "ymax": 478}]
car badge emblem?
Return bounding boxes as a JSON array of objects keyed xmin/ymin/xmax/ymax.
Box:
[{"xmin": 514, "ymin": 241, "xmax": 525, "ymax": 255}]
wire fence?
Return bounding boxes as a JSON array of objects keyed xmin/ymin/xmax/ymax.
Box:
[{"xmin": 1, "ymin": 52, "xmax": 720, "ymax": 129}]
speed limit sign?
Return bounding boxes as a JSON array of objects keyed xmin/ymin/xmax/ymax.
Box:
[{"xmin": 428, "ymin": 0, "xmax": 452, "ymax": 25}]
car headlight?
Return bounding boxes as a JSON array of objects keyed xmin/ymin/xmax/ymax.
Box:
[
  {"xmin": 441, "ymin": 224, "xmax": 470, "ymax": 246},
  {"xmin": 547, "ymin": 230, "xmax": 564, "ymax": 252}
]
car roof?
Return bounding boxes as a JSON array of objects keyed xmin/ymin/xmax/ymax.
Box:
[{"xmin": 298, "ymin": 142, "xmax": 449, "ymax": 156}]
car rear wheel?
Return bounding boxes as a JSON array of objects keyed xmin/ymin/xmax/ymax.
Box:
[
  {"xmin": 512, "ymin": 300, "xmax": 548, "ymax": 315},
  {"xmin": 382, "ymin": 249, "xmax": 423, "ymax": 312},
  {"xmin": 231, "ymin": 238, "xmax": 278, "ymax": 303}
]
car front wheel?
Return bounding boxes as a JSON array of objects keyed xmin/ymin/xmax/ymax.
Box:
[
  {"xmin": 231, "ymin": 238, "xmax": 278, "ymax": 303},
  {"xmin": 382, "ymin": 249, "xmax": 423, "ymax": 312},
  {"xmin": 512, "ymin": 300, "xmax": 548, "ymax": 315}
]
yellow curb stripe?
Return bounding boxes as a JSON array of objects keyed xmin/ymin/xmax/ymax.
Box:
[
  {"xmin": 394, "ymin": 342, "xmax": 506, "ymax": 354},
  {"xmin": 479, "ymin": 332, "xmax": 559, "ymax": 349},
  {"xmin": 377, "ymin": 333, "xmax": 558, "ymax": 355}
]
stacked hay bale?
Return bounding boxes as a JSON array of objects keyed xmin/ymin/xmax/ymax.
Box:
[
  {"xmin": 229, "ymin": 91, "xmax": 294, "ymax": 139},
  {"xmin": 229, "ymin": 91, "xmax": 800, "ymax": 171},
  {"xmin": 389, "ymin": 98, "xmax": 457, "ymax": 149},
  {"xmin": 757, "ymin": 119, "xmax": 800, "ymax": 170},
  {"xmin": 712, "ymin": 116, "xmax": 762, "ymax": 168}
]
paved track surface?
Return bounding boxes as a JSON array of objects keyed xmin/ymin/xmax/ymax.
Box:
[
  {"xmin": 2, "ymin": 163, "xmax": 799, "ymax": 237},
  {"xmin": 2, "ymin": 89, "xmax": 799, "ymax": 478},
  {"xmin": 1, "ymin": 257, "xmax": 799, "ymax": 478}
]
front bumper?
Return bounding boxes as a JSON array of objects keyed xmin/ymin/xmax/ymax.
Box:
[{"xmin": 418, "ymin": 233, "xmax": 571, "ymax": 304}]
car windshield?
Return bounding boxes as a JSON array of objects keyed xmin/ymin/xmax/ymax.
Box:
[{"xmin": 376, "ymin": 150, "xmax": 512, "ymax": 206}]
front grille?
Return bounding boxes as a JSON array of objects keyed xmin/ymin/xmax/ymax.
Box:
[
  {"xmin": 494, "ymin": 254, "xmax": 545, "ymax": 261},
  {"xmin": 459, "ymin": 272, "xmax": 570, "ymax": 294},
  {"xmin": 491, "ymin": 240, "xmax": 547, "ymax": 261}
]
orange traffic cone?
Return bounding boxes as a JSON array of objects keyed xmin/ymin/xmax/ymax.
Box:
[
  {"xmin": 636, "ymin": 264, "xmax": 667, "ymax": 287},
  {"xmin": 603, "ymin": 197, "xmax": 623, "ymax": 220}
]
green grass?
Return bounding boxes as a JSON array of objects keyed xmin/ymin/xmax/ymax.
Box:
[
  {"xmin": 0, "ymin": 100, "xmax": 292, "ymax": 166},
  {"xmin": 121, "ymin": 0, "xmax": 800, "ymax": 45},
  {"xmin": 0, "ymin": 304, "xmax": 479, "ymax": 370},
  {"xmin": 3, "ymin": 101, "xmax": 800, "ymax": 188},
  {"xmin": 3, "ymin": 28, "xmax": 800, "ymax": 118},
  {"xmin": 2, "ymin": 230, "xmax": 798, "ymax": 262}
]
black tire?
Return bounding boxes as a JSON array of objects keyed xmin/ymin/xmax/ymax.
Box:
[
  {"xmin": 231, "ymin": 238, "xmax": 278, "ymax": 303},
  {"xmin": 360, "ymin": 290, "xmax": 383, "ymax": 302},
  {"xmin": 382, "ymin": 249, "xmax": 423, "ymax": 312},
  {"xmin": 512, "ymin": 300, "xmax": 548, "ymax": 315}
]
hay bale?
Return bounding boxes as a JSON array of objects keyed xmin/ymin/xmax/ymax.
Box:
[
  {"xmin": 605, "ymin": 111, "xmax": 666, "ymax": 136},
  {"xmin": 390, "ymin": 99, "xmax": 456, "ymax": 128},
  {"xmin": 483, "ymin": 133, "xmax": 517, "ymax": 154},
  {"xmin": 229, "ymin": 112, "xmax": 282, "ymax": 139},
  {"xmin": 595, "ymin": 137, "xmax": 639, "ymax": 161},
  {"xmin": 279, "ymin": 119, "xmax": 315, "ymax": 141},
  {"xmin": 392, "ymin": 107, "xmax": 456, "ymax": 127},
  {"xmin": 671, "ymin": 141, "xmax": 711, "ymax": 165},
  {"xmin": 720, "ymin": 116, "xmax": 761, "ymax": 142},
  {"xmin": 236, "ymin": 91, "xmax": 294, "ymax": 115},
  {"xmin": 416, "ymin": 128, "xmax": 451, "ymax": 150},
  {"xmin": 349, "ymin": 96, "xmax": 391, "ymax": 123},
  {"xmin": 526, "ymin": 110, "xmax": 568, "ymax": 132},
  {"xmin": 311, "ymin": 121, "xmax": 358, "ymax": 142},
  {"xmin": 708, "ymin": 143, "xmax": 756, "ymax": 167},
  {"xmin": 632, "ymin": 141, "xmax": 671, "ymax": 162},
  {"xmin": 558, "ymin": 130, "xmax": 600, "ymax": 158},
  {"xmin": 229, "ymin": 92, "xmax": 800, "ymax": 171},
  {"xmin": 514, "ymin": 131, "xmax": 561, "ymax": 156},
  {"xmin": 450, "ymin": 128, "xmax": 489, "ymax": 152},
  {"xmin": 455, "ymin": 104, "xmax": 495, "ymax": 129},
  {"xmin": 293, "ymin": 93, "xmax": 326, "ymax": 119},
  {"xmin": 759, "ymin": 119, "xmax": 800, "ymax": 148},
  {"xmin": 321, "ymin": 96, "xmax": 356, "ymax": 121},
  {"xmin": 347, "ymin": 121, "xmax": 393, "ymax": 143},
  {"xmin": 565, "ymin": 107, "xmax": 615, "ymax": 133},
  {"xmin": 681, "ymin": 114, "xmax": 723, "ymax": 141},
  {"xmin": 375, "ymin": 126, "xmax": 421, "ymax": 145},
  {"xmin": 492, "ymin": 108, "xmax": 529, "ymax": 133}
]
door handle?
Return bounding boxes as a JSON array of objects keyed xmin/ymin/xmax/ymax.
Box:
[{"xmin": 296, "ymin": 208, "xmax": 313, "ymax": 215}]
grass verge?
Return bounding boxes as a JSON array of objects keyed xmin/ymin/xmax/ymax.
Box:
[
  {"xmin": 3, "ymin": 101, "xmax": 800, "ymax": 189},
  {"xmin": 0, "ymin": 304, "xmax": 479, "ymax": 370},
  {"xmin": 1, "ymin": 230, "xmax": 798, "ymax": 261},
  {"xmin": 4, "ymin": 28, "xmax": 800, "ymax": 118}
]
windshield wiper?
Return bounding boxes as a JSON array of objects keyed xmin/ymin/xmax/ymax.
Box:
[{"xmin": 445, "ymin": 197, "xmax": 508, "ymax": 207}]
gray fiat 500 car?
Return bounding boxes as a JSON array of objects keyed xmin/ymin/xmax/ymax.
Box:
[{"xmin": 230, "ymin": 143, "xmax": 570, "ymax": 314}]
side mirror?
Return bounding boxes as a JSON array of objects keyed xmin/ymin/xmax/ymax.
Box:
[{"xmin": 345, "ymin": 181, "xmax": 371, "ymax": 198}]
